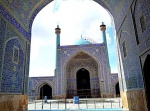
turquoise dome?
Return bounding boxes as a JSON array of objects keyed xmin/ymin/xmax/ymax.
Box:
[{"xmin": 74, "ymin": 38, "xmax": 91, "ymax": 45}]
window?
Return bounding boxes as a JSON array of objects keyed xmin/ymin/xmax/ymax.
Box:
[
  {"xmin": 140, "ymin": 15, "xmax": 146, "ymax": 33},
  {"xmin": 122, "ymin": 41, "xmax": 127, "ymax": 57},
  {"xmin": 12, "ymin": 46, "xmax": 19, "ymax": 64}
]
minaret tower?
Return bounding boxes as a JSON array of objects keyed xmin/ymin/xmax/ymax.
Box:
[
  {"xmin": 55, "ymin": 25, "xmax": 61, "ymax": 72},
  {"xmin": 100, "ymin": 22, "xmax": 110, "ymax": 68}
]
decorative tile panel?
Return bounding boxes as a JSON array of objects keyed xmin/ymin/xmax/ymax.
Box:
[
  {"xmin": 1, "ymin": 38, "xmax": 24, "ymax": 93},
  {"xmin": 28, "ymin": 77, "xmax": 55, "ymax": 98},
  {"xmin": 134, "ymin": 0, "xmax": 150, "ymax": 43},
  {"xmin": 57, "ymin": 43, "xmax": 111, "ymax": 95}
]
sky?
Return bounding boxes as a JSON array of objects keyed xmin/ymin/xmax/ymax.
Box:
[{"xmin": 29, "ymin": 0, "xmax": 118, "ymax": 77}]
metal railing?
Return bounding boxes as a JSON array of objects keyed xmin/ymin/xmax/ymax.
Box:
[
  {"xmin": 28, "ymin": 97, "xmax": 122, "ymax": 110},
  {"xmin": 67, "ymin": 89, "xmax": 100, "ymax": 98}
]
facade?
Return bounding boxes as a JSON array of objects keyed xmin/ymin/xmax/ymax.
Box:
[
  {"xmin": 28, "ymin": 74, "xmax": 119, "ymax": 99},
  {"xmin": 28, "ymin": 77, "xmax": 55, "ymax": 100},
  {"xmin": 0, "ymin": 0, "xmax": 150, "ymax": 111},
  {"xmin": 28, "ymin": 24, "xmax": 119, "ymax": 99}
]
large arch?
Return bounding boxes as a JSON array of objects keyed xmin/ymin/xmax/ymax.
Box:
[
  {"xmin": 0, "ymin": 0, "xmax": 150, "ymax": 111},
  {"xmin": 28, "ymin": 1, "xmax": 112, "ymax": 35},
  {"xmin": 39, "ymin": 83, "xmax": 52, "ymax": 99},
  {"xmin": 65, "ymin": 51, "xmax": 101, "ymax": 98}
]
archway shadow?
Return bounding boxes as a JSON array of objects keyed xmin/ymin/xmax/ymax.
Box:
[
  {"xmin": 143, "ymin": 54, "xmax": 150, "ymax": 110},
  {"xmin": 115, "ymin": 82, "xmax": 120, "ymax": 97},
  {"xmin": 76, "ymin": 68, "xmax": 91, "ymax": 98},
  {"xmin": 40, "ymin": 84, "xmax": 52, "ymax": 99}
]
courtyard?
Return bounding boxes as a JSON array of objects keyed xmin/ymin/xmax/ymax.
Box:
[{"xmin": 28, "ymin": 98, "xmax": 123, "ymax": 110}]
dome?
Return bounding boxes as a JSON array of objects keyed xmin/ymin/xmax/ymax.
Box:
[{"xmin": 73, "ymin": 38, "xmax": 92, "ymax": 45}]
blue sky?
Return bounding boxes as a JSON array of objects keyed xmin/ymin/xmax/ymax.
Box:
[{"xmin": 29, "ymin": 0, "xmax": 118, "ymax": 77}]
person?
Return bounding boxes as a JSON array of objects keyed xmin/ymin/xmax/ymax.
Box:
[{"xmin": 44, "ymin": 96, "xmax": 47, "ymax": 103}]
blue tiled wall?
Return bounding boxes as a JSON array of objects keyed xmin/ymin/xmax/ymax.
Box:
[
  {"xmin": 0, "ymin": 17, "xmax": 6, "ymax": 91},
  {"xmin": 0, "ymin": 0, "xmax": 149, "ymax": 96},
  {"xmin": 57, "ymin": 44, "xmax": 111, "ymax": 95},
  {"xmin": 1, "ymin": 38, "xmax": 24, "ymax": 93},
  {"xmin": 28, "ymin": 77, "xmax": 55, "ymax": 97},
  {"xmin": 118, "ymin": 10, "xmax": 144, "ymax": 91}
]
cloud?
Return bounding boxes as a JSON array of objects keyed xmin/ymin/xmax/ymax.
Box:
[
  {"xmin": 29, "ymin": 67, "xmax": 55, "ymax": 77},
  {"xmin": 111, "ymin": 67, "xmax": 118, "ymax": 73},
  {"xmin": 57, "ymin": 1, "xmax": 112, "ymax": 45}
]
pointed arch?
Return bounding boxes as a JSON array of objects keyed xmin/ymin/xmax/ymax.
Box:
[
  {"xmin": 64, "ymin": 50, "xmax": 101, "ymax": 98},
  {"xmin": 35, "ymin": 80, "xmax": 53, "ymax": 99},
  {"xmin": 64, "ymin": 50, "xmax": 100, "ymax": 67},
  {"xmin": 29, "ymin": 0, "xmax": 112, "ymax": 35},
  {"xmin": 39, "ymin": 83, "xmax": 52, "ymax": 99},
  {"xmin": 38, "ymin": 82, "xmax": 52, "ymax": 99}
]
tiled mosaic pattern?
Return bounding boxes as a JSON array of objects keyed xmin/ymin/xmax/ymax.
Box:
[
  {"xmin": 0, "ymin": 0, "xmax": 148, "ymax": 92},
  {"xmin": 0, "ymin": 1, "xmax": 150, "ymax": 110},
  {"xmin": 28, "ymin": 42, "xmax": 118, "ymax": 98},
  {"xmin": 24, "ymin": 43, "xmax": 31, "ymax": 94},
  {"xmin": 0, "ymin": 16, "xmax": 29, "ymax": 94},
  {"xmin": 95, "ymin": 0, "xmax": 133, "ymax": 32},
  {"xmin": 28, "ymin": 77, "xmax": 55, "ymax": 98},
  {"xmin": 0, "ymin": 0, "xmax": 50, "ymax": 30},
  {"xmin": 1, "ymin": 38, "xmax": 24, "ymax": 93},
  {"xmin": 134, "ymin": 0, "xmax": 150, "ymax": 44},
  {"xmin": 66, "ymin": 52, "xmax": 100, "ymax": 95},
  {"xmin": 0, "ymin": 5, "xmax": 30, "ymax": 40},
  {"xmin": 117, "ymin": 10, "xmax": 144, "ymax": 90},
  {"xmin": 0, "ymin": 0, "xmax": 53, "ymax": 40},
  {"xmin": 56, "ymin": 44, "xmax": 111, "ymax": 95},
  {"xmin": 110, "ymin": 73, "xmax": 119, "ymax": 94}
]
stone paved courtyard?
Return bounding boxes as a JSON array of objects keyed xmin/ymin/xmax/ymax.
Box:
[{"xmin": 28, "ymin": 98, "xmax": 122, "ymax": 110}]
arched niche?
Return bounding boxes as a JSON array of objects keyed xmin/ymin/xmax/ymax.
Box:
[
  {"xmin": 1, "ymin": 37, "xmax": 24, "ymax": 93},
  {"xmin": 39, "ymin": 83, "xmax": 52, "ymax": 99},
  {"xmin": 65, "ymin": 51, "xmax": 100, "ymax": 98},
  {"xmin": 115, "ymin": 82, "xmax": 120, "ymax": 97},
  {"xmin": 76, "ymin": 68, "xmax": 91, "ymax": 98}
]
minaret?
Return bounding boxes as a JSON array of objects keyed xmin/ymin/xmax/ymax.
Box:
[
  {"xmin": 55, "ymin": 25, "xmax": 61, "ymax": 71},
  {"xmin": 100, "ymin": 22, "xmax": 110, "ymax": 68}
]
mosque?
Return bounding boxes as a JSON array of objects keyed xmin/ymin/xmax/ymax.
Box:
[
  {"xmin": 28, "ymin": 23, "xmax": 119, "ymax": 99},
  {"xmin": 0, "ymin": 1, "xmax": 150, "ymax": 111}
]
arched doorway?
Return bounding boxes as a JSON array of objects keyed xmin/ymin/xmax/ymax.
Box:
[
  {"xmin": 76, "ymin": 68, "xmax": 91, "ymax": 98},
  {"xmin": 40, "ymin": 84, "xmax": 52, "ymax": 99},
  {"xmin": 143, "ymin": 54, "xmax": 150, "ymax": 110},
  {"xmin": 115, "ymin": 82, "xmax": 120, "ymax": 97},
  {"xmin": 66, "ymin": 51, "xmax": 99, "ymax": 98}
]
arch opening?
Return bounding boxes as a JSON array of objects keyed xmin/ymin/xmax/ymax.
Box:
[
  {"xmin": 40, "ymin": 84, "xmax": 52, "ymax": 99},
  {"xmin": 76, "ymin": 68, "xmax": 91, "ymax": 98},
  {"xmin": 29, "ymin": 0, "xmax": 117, "ymax": 78},
  {"xmin": 30, "ymin": 0, "xmax": 118, "ymax": 99},
  {"xmin": 115, "ymin": 82, "xmax": 120, "ymax": 97},
  {"xmin": 143, "ymin": 54, "xmax": 150, "ymax": 110},
  {"xmin": 66, "ymin": 51, "xmax": 100, "ymax": 98}
]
